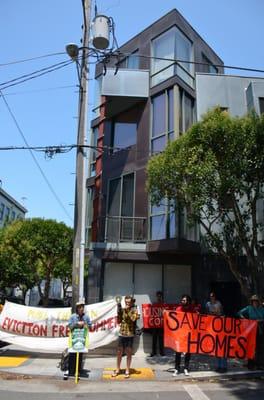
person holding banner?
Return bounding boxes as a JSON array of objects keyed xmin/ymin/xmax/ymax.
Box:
[
  {"xmin": 173, "ymin": 294, "xmax": 195, "ymax": 376},
  {"xmin": 205, "ymin": 292, "xmax": 228, "ymax": 373},
  {"xmin": 112, "ymin": 295, "xmax": 139, "ymax": 378},
  {"xmin": 150, "ymin": 291, "xmax": 165, "ymax": 357},
  {"xmin": 67, "ymin": 300, "xmax": 92, "ymax": 378},
  {"xmin": 238, "ymin": 294, "xmax": 264, "ymax": 370}
]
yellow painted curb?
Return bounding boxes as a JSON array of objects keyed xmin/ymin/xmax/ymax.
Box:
[
  {"xmin": 0, "ymin": 356, "xmax": 29, "ymax": 368},
  {"xmin": 103, "ymin": 367, "xmax": 155, "ymax": 380}
]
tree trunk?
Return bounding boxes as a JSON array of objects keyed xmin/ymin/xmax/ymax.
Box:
[
  {"xmin": 43, "ymin": 276, "xmax": 51, "ymax": 307},
  {"xmin": 227, "ymin": 257, "xmax": 252, "ymax": 300}
]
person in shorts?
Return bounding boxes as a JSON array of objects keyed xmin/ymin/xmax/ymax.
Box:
[{"xmin": 112, "ymin": 295, "xmax": 139, "ymax": 378}]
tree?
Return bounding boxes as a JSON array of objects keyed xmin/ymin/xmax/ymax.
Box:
[
  {"xmin": 147, "ymin": 108, "xmax": 264, "ymax": 298},
  {"xmin": 0, "ymin": 218, "xmax": 73, "ymax": 305}
]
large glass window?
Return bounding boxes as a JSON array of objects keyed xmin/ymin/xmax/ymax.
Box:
[
  {"xmin": 112, "ymin": 122, "xmax": 137, "ymax": 151},
  {"xmin": 107, "ymin": 173, "xmax": 135, "ymax": 241},
  {"xmin": 108, "ymin": 173, "xmax": 134, "ymax": 217},
  {"xmin": 92, "ymin": 75, "xmax": 102, "ymax": 118},
  {"xmin": 119, "ymin": 50, "xmax": 140, "ymax": 69},
  {"xmin": 180, "ymin": 90, "xmax": 194, "ymax": 134},
  {"xmin": 151, "ymin": 27, "xmax": 194, "ymax": 87},
  {"xmin": 89, "ymin": 127, "xmax": 98, "ymax": 177},
  {"xmin": 150, "ymin": 199, "xmax": 177, "ymax": 240},
  {"xmin": 151, "ymin": 88, "xmax": 175, "ymax": 153},
  {"xmin": 202, "ymin": 54, "xmax": 218, "ymax": 74}
]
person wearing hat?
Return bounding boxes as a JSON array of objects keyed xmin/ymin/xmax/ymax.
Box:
[
  {"xmin": 67, "ymin": 300, "xmax": 92, "ymax": 378},
  {"xmin": 238, "ymin": 294, "xmax": 264, "ymax": 370}
]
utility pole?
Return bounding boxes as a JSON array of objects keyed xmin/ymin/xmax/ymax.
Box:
[{"xmin": 71, "ymin": 0, "xmax": 91, "ymax": 307}]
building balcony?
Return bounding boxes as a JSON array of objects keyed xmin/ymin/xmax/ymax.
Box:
[
  {"xmin": 100, "ymin": 68, "xmax": 149, "ymax": 118},
  {"xmin": 105, "ymin": 216, "xmax": 147, "ymax": 243}
]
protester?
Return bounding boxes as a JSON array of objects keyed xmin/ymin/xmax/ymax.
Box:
[
  {"xmin": 191, "ymin": 298, "xmax": 202, "ymax": 313},
  {"xmin": 173, "ymin": 294, "xmax": 196, "ymax": 376},
  {"xmin": 112, "ymin": 295, "xmax": 140, "ymax": 378},
  {"xmin": 238, "ymin": 294, "xmax": 264, "ymax": 370},
  {"xmin": 205, "ymin": 291, "xmax": 227, "ymax": 373},
  {"xmin": 67, "ymin": 300, "xmax": 92, "ymax": 378},
  {"xmin": 150, "ymin": 291, "xmax": 164, "ymax": 357}
]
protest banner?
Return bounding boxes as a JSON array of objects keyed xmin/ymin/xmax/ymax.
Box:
[
  {"xmin": 142, "ymin": 303, "xmax": 177, "ymax": 328},
  {"xmin": 164, "ymin": 311, "xmax": 257, "ymax": 359},
  {"xmin": 0, "ymin": 299, "xmax": 118, "ymax": 352}
]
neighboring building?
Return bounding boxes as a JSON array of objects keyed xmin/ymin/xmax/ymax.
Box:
[
  {"xmin": 196, "ymin": 73, "xmax": 264, "ymax": 117},
  {"xmin": 85, "ymin": 9, "xmax": 263, "ymax": 315},
  {"xmin": 0, "ymin": 186, "xmax": 27, "ymax": 228}
]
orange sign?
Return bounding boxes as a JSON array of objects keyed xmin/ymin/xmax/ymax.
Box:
[
  {"xmin": 142, "ymin": 304, "xmax": 177, "ymax": 328},
  {"xmin": 164, "ymin": 311, "xmax": 257, "ymax": 359}
]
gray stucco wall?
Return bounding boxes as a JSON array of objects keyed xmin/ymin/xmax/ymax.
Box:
[{"xmin": 196, "ymin": 73, "xmax": 264, "ymax": 119}]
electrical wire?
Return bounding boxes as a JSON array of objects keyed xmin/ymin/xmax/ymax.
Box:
[
  {"xmin": 0, "ymin": 60, "xmax": 74, "ymax": 91},
  {"xmin": 0, "ymin": 89, "xmax": 73, "ymax": 222},
  {"xmin": 2, "ymin": 85, "xmax": 78, "ymax": 97},
  {"xmin": 119, "ymin": 51, "xmax": 264, "ymax": 75},
  {"xmin": 0, "ymin": 51, "xmax": 66, "ymax": 67}
]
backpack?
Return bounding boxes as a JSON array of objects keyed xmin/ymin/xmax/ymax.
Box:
[{"xmin": 58, "ymin": 348, "xmax": 69, "ymax": 371}]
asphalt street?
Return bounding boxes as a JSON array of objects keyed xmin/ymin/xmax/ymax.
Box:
[{"xmin": 0, "ymin": 379, "xmax": 264, "ymax": 400}]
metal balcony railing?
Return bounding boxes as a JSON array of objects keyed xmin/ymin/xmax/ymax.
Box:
[{"xmin": 105, "ymin": 216, "xmax": 147, "ymax": 243}]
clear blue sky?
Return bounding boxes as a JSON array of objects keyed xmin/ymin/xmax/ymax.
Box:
[{"xmin": 1, "ymin": 0, "xmax": 263, "ymax": 227}]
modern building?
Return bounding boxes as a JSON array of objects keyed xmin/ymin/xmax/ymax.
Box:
[
  {"xmin": 0, "ymin": 186, "xmax": 27, "ymax": 228},
  {"xmin": 85, "ymin": 9, "xmax": 264, "ymax": 315}
]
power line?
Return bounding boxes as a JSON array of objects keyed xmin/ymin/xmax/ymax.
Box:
[
  {"xmin": 2, "ymin": 85, "xmax": 78, "ymax": 97},
  {"xmin": 0, "ymin": 51, "xmax": 66, "ymax": 67},
  {"xmin": 0, "ymin": 89, "xmax": 73, "ymax": 222},
  {"xmin": 0, "ymin": 142, "xmax": 165, "ymax": 157},
  {"xmin": 120, "ymin": 52, "xmax": 264, "ymax": 75},
  {"xmin": 0, "ymin": 60, "xmax": 74, "ymax": 91}
]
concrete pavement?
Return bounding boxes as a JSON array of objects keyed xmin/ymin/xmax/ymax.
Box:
[{"xmin": 1, "ymin": 342, "xmax": 263, "ymax": 384}]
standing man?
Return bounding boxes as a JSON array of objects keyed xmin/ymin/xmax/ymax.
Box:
[
  {"xmin": 67, "ymin": 300, "xmax": 92, "ymax": 378},
  {"xmin": 150, "ymin": 291, "xmax": 164, "ymax": 357},
  {"xmin": 205, "ymin": 291, "xmax": 227, "ymax": 373},
  {"xmin": 173, "ymin": 294, "xmax": 196, "ymax": 376},
  {"xmin": 112, "ymin": 295, "xmax": 139, "ymax": 378}
]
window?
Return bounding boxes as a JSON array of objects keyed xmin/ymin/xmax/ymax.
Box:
[
  {"xmin": 179, "ymin": 90, "xmax": 194, "ymax": 134},
  {"xmin": 151, "ymin": 88, "xmax": 175, "ymax": 153},
  {"xmin": 202, "ymin": 54, "xmax": 218, "ymax": 74},
  {"xmin": 89, "ymin": 127, "xmax": 98, "ymax": 177},
  {"xmin": 112, "ymin": 122, "xmax": 137, "ymax": 151},
  {"xmin": 85, "ymin": 187, "xmax": 94, "ymax": 246},
  {"xmin": 5, "ymin": 207, "xmax": 10, "ymax": 221},
  {"xmin": 151, "ymin": 27, "xmax": 194, "ymax": 87},
  {"xmin": 150, "ymin": 199, "xmax": 177, "ymax": 240},
  {"xmin": 11, "ymin": 211, "xmax": 16, "ymax": 221},
  {"xmin": 119, "ymin": 50, "xmax": 139, "ymax": 69},
  {"xmin": 108, "ymin": 173, "xmax": 134, "ymax": 218},
  {"xmin": 107, "ymin": 173, "xmax": 135, "ymax": 241},
  {"xmin": 92, "ymin": 75, "xmax": 102, "ymax": 118},
  {"xmin": 0, "ymin": 203, "xmax": 4, "ymax": 220},
  {"xmin": 259, "ymin": 98, "xmax": 264, "ymax": 114}
]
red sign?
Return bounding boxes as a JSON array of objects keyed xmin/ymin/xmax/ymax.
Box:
[
  {"xmin": 142, "ymin": 304, "xmax": 177, "ymax": 328},
  {"xmin": 164, "ymin": 311, "xmax": 257, "ymax": 359}
]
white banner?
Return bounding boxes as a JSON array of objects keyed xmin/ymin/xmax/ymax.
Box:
[{"xmin": 0, "ymin": 299, "xmax": 119, "ymax": 352}]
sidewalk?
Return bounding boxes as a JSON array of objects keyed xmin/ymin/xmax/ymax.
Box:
[{"xmin": 1, "ymin": 343, "xmax": 263, "ymax": 382}]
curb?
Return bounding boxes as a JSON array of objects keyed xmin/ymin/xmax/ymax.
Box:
[{"xmin": 0, "ymin": 368, "xmax": 263, "ymax": 382}]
